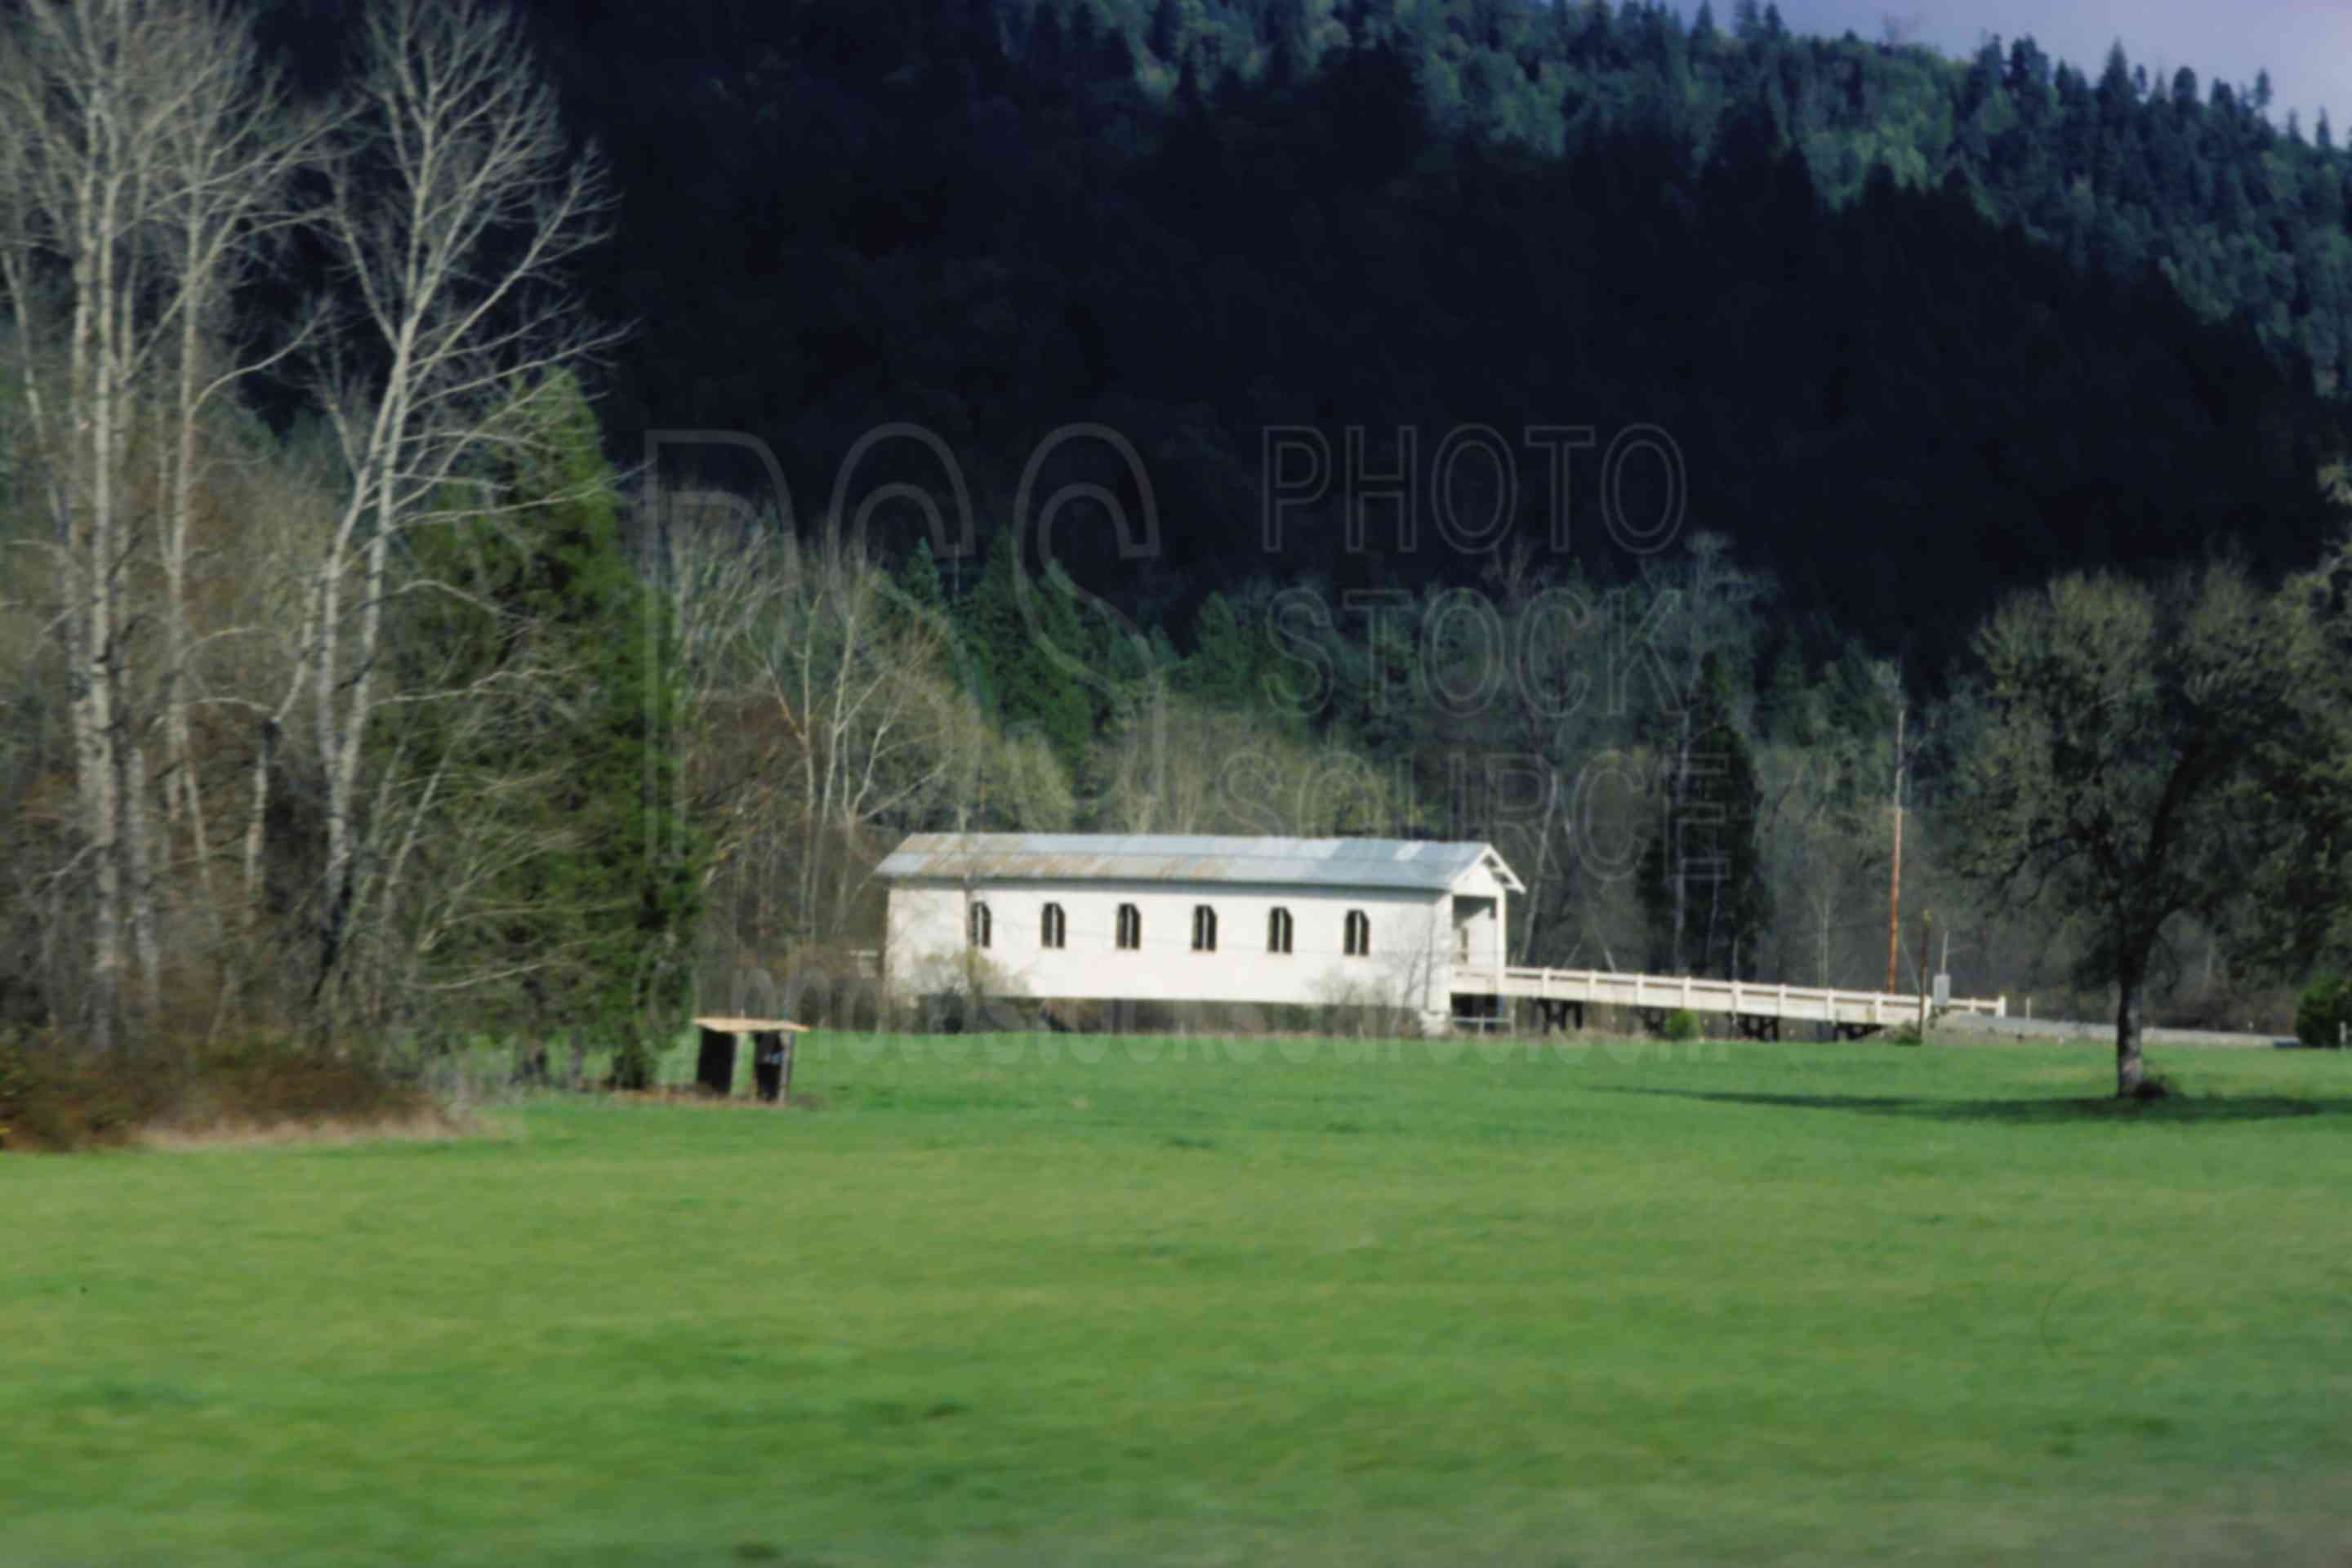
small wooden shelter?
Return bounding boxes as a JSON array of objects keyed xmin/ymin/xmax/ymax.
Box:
[{"xmin": 690, "ymin": 1016, "xmax": 812, "ymax": 1103}]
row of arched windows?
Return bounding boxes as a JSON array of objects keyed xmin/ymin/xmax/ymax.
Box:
[{"xmin": 967, "ymin": 900, "xmax": 1370, "ymax": 956}]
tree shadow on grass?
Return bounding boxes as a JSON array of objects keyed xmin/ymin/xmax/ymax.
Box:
[{"xmin": 1595, "ymin": 1087, "xmax": 2352, "ymax": 1125}]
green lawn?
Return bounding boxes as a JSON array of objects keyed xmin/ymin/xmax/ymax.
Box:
[{"xmin": 8, "ymin": 1031, "xmax": 2352, "ymax": 1566}]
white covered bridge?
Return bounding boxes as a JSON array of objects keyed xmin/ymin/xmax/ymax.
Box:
[{"xmin": 875, "ymin": 833, "xmax": 2006, "ymax": 1036}]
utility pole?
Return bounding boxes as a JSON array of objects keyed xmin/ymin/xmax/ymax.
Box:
[{"xmin": 1884, "ymin": 697, "xmax": 1906, "ymax": 994}]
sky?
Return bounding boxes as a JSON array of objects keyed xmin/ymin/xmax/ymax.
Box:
[{"xmin": 1757, "ymin": 0, "xmax": 2352, "ymax": 135}]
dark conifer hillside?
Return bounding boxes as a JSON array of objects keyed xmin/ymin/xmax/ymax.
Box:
[{"xmin": 265, "ymin": 0, "xmax": 2352, "ymax": 662}]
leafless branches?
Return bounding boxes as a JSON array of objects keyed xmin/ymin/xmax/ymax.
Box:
[
  {"xmin": 288, "ymin": 0, "xmax": 615, "ymax": 1009},
  {"xmin": 0, "ymin": 0, "xmax": 323, "ymax": 1046},
  {"xmin": 0, "ymin": 0, "xmax": 620, "ymax": 1045}
]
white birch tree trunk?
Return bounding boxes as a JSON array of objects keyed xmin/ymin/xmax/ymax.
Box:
[{"xmin": 301, "ymin": 0, "xmax": 612, "ymax": 1015}]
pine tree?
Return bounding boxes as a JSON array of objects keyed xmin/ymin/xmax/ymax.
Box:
[
  {"xmin": 1147, "ymin": 0, "xmax": 1183, "ymax": 63},
  {"xmin": 1068, "ymin": 3, "xmax": 1102, "ymax": 74},
  {"xmin": 1174, "ymin": 44, "xmax": 1204, "ymax": 105},
  {"xmin": 1030, "ymin": 4, "xmax": 1067, "ymax": 80},
  {"xmin": 897, "ymin": 534, "xmax": 947, "ymax": 615},
  {"xmin": 1263, "ymin": 0, "xmax": 1314, "ymax": 78},
  {"xmin": 2096, "ymin": 42, "xmax": 2132, "ymax": 109},
  {"xmin": 1183, "ymin": 590, "xmax": 1263, "ymax": 710},
  {"xmin": 394, "ymin": 373, "xmax": 700, "ymax": 1069},
  {"xmin": 959, "ymin": 529, "xmax": 1097, "ymax": 774},
  {"xmin": 889, "ymin": 535, "xmax": 950, "ymax": 647},
  {"xmin": 1070, "ymin": 3, "xmax": 1134, "ymax": 84}
]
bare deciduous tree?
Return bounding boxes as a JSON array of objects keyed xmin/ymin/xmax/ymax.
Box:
[
  {"xmin": 669, "ymin": 519, "xmax": 981, "ymax": 954},
  {"xmin": 1757, "ymin": 742, "xmax": 1882, "ymax": 987},
  {"xmin": 149, "ymin": 15, "xmax": 320, "ymax": 915},
  {"xmin": 287, "ymin": 0, "xmax": 615, "ymax": 1008},
  {"xmin": 0, "ymin": 0, "xmax": 310, "ymax": 1047}
]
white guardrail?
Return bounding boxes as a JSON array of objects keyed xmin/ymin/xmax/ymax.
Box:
[{"xmin": 1453, "ymin": 967, "xmax": 2007, "ymax": 1027}]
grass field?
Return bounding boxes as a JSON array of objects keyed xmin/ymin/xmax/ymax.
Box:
[{"xmin": 9, "ymin": 1030, "xmax": 2352, "ymax": 1566}]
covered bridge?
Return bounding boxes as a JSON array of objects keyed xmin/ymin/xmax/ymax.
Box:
[{"xmin": 875, "ymin": 834, "xmax": 1525, "ymax": 1032}]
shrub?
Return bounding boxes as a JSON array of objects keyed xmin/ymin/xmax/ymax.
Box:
[
  {"xmin": 898, "ymin": 949, "xmax": 1031, "ymax": 1034},
  {"xmin": 608, "ymin": 1034, "xmax": 663, "ymax": 1090},
  {"xmin": 0, "ymin": 1031, "xmax": 437, "ymax": 1152},
  {"xmin": 151, "ymin": 1040, "xmax": 430, "ymax": 1131},
  {"xmin": 1663, "ymin": 1009, "xmax": 1704, "ymax": 1043},
  {"xmin": 0, "ymin": 1030, "xmax": 39, "ymax": 1151},
  {"xmin": 0, "ymin": 1031, "xmax": 161, "ymax": 1152},
  {"xmin": 2295, "ymin": 973, "xmax": 2351, "ymax": 1049}
]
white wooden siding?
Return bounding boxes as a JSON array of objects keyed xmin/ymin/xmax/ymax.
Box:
[{"xmin": 886, "ymin": 878, "xmax": 1454, "ymax": 1013}]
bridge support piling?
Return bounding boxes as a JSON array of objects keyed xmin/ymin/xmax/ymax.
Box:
[{"xmin": 1534, "ymin": 997, "xmax": 1584, "ymax": 1035}]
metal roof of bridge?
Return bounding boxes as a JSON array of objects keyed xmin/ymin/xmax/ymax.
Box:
[{"xmin": 874, "ymin": 834, "xmax": 1521, "ymax": 893}]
